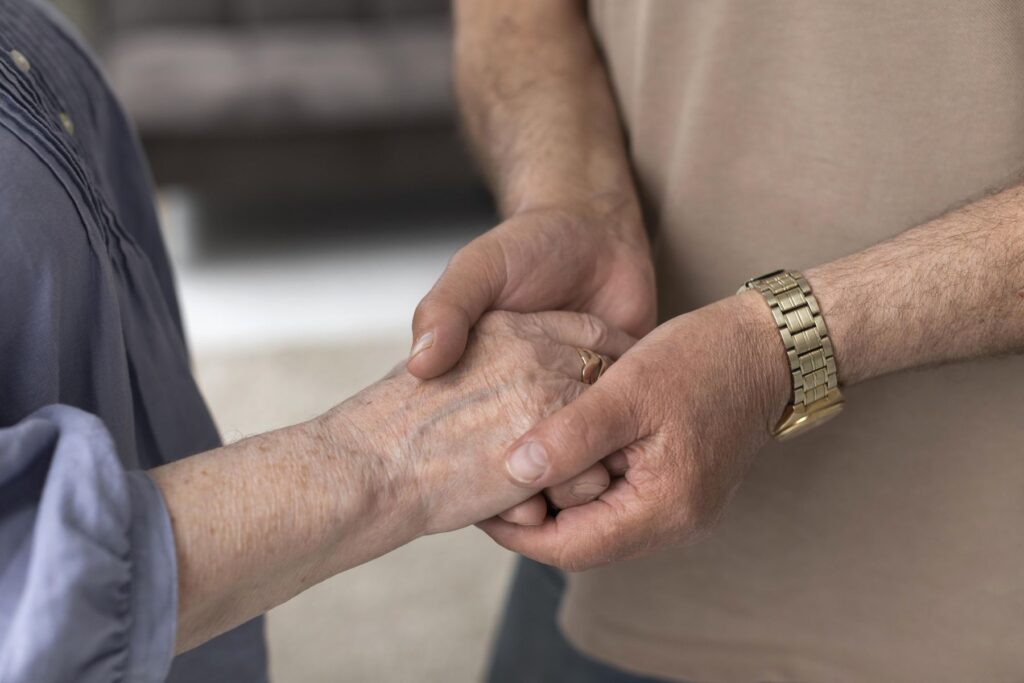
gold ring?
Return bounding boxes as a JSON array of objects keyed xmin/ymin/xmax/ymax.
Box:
[{"xmin": 576, "ymin": 348, "xmax": 611, "ymax": 385}]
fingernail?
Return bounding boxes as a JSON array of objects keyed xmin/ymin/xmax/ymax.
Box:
[
  {"xmin": 570, "ymin": 482, "xmax": 605, "ymax": 501},
  {"xmin": 506, "ymin": 442, "xmax": 548, "ymax": 483},
  {"xmin": 410, "ymin": 331, "xmax": 435, "ymax": 358}
]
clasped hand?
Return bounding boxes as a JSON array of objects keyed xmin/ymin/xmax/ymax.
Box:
[
  {"xmin": 400, "ymin": 205, "xmax": 790, "ymax": 571},
  {"xmin": 327, "ymin": 310, "xmax": 634, "ymax": 536},
  {"xmin": 479, "ymin": 294, "xmax": 790, "ymax": 571}
]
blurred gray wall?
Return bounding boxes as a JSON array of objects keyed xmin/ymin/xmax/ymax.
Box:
[{"xmin": 53, "ymin": 0, "xmax": 488, "ymax": 228}]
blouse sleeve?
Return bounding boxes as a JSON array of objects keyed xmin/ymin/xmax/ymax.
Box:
[{"xmin": 0, "ymin": 405, "xmax": 177, "ymax": 683}]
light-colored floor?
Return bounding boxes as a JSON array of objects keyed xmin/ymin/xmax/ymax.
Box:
[{"xmin": 176, "ymin": 210, "xmax": 514, "ymax": 682}]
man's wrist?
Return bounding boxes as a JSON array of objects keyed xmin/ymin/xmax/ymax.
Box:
[
  {"xmin": 508, "ymin": 190, "xmax": 647, "ymax": 246},
  {"xmin": 803, "ymin": 264, "xmax": 876, "ymax": 386},
  {"xmin": 730, "ymin": 290, "xmax": 799, "ymax": 435}
]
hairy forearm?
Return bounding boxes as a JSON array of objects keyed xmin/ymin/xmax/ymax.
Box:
[
  {"xmin": 453, "ymin": 0, "xmax": 637, "ymax": 218},
  {"xmin": 807, "ymin": 184, "xmax": 1024, "ymax": 385},
  {"xmin": 148, "ymin": 404, "xmax": 418, "ymax": 654}
]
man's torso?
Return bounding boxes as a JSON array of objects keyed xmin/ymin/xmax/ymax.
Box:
[{"xmin": 562, "ymin": 3, "xmax": 1024, "ymax": 681}]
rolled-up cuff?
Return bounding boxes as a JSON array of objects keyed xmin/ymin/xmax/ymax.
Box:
[
  {"xmin": 0, "ymin": 406, "xmax": 180, "ymax": 683},
  {"xmin": 124, "ymin": 470, "xmax": 178, "ymax": 683}
]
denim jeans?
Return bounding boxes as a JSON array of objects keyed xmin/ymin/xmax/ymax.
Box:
[{"xmin": 486, "ymin": 557, "xmax": 676, "ymax": 683}]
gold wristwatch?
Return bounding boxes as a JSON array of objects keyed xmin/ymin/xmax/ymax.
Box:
[{"xmin": 739, "ymin": 270, "xmax": 844, "ymax": 440}]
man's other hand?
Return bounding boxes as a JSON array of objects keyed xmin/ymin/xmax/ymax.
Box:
[
  {"xmin": 406, "ymin": 200, "xmax": 656, "ymax": 380},
  {"xmin": 478, "ymin": 293, "xmax": 791, "ymax": 570}
]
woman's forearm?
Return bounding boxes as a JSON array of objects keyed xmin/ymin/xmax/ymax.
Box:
[
  {"xmin": 148, "ymin": 309, "xmax": 622, "ymax": 655},
  {"xmin": 149, "ymin": 402, "xmax": 419, "ymax": 654},
  {"xmin": 453, "ymin": 0, "xmax": 637, "ymax": 218}
]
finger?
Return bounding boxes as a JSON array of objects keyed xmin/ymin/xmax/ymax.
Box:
[
  {"xmin": 407, "ymin": 236, "xmax": 507, "ymax": 379},
  {"xmin": 529, "ymin": 311, "xmax": 637, "ymax": 359},
  {"xmin": 479, "ymin": 478, "xmax": 646, "ymax": 571},
  {"xmin": 502, "ymin": 377, "xmax": 638, "ymax": 488},
  {"xmin": 498, "ymin": 495, "xmax": 548, "ymax": 526},
  {"xmin": 543, "ymin": 462, "xmax": 610, "ymax": 510},
  {"xmin": 602, "ymin": 450, "xmax": 629, "ymax": 477}
]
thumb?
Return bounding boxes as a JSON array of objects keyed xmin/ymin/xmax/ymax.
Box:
[
  {"xmin": 503, "ymin": 379, "xmax": 638, "ymax": 489},
  {"xmin": 407, "ymin": 236, "xmax": 507, "ymax": 379}
]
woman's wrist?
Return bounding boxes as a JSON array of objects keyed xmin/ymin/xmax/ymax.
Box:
[
  {"xmin": 312, "ymin": 380, "xmax": 428, "ymax": 551},
  {"xmin": 152, "ymin": 396, "xmax": 429, "ymax": 653}
]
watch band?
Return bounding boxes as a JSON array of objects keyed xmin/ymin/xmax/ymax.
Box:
[{"xmin": 740, "ymin": 269, "xmax": 844, "ymax": 439}]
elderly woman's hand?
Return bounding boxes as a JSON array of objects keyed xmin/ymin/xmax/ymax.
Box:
[
  {"xmin": 151, "ymin": 310, "xmax": 632, "ymax": 653},
  {"xmin": 322, "ymin": 310, "xmax": 634, "ymax": 536}
]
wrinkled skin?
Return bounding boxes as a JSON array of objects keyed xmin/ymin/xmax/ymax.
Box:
[
  {"xmin": 406, "ymin": 203, "xmax": 656, "ymax": 520},
  {"xmin": 328, "ymin": 310, "xmax": 634, "ymax": 535},
  {"xmin": 407, "ymin": 203, "xmax": 656, "ymax": 380},
  {"xmin": 479, "ymin": 294, "xmax": 791, "ymax": 571}
]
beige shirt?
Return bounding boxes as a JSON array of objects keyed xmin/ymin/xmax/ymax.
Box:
[{"xmin": 559, "ymin": 3, "xmax": 1024, "ymax": 682}]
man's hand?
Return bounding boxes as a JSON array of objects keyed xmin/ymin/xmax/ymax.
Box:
[
  {"xmin": 482, "ymin": 179, "xmax": 1024, "ymax": 570},
  {"xmin": 409, "ymin": 0, "xmax": 655, "ymax": 379},
  {"xmin": 407, "ymin": 200, "xmax": 655, "ymax": 379},
  {"xmin": 478, "ymin": 293, "xmax": 791, "ymax": 570}
]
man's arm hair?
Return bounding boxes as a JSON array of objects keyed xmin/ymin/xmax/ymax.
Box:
[
  {"xmin": 808, "ymin": 183, "xmax": 1024, "ymax": 385},
  {"xmin": 453, "ymin": 0, "xmax": 637, "ymax": 216}
]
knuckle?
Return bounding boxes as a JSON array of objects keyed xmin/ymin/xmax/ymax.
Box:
[
  {"xmin": 541, "ymin": 375, "xmax": 582, "ymax": 408},
  {"xmin": 516, "ymin": 312, "xmax": 548, "ymax": 339},
  {"xmin": 522, "ymin": 371, "xmax": 554, "ymax": 408},
  {"xmin": 505, "ymin": 372, "xmax": 562, "ymax": 433},
  {"xmin": 411, "ymin": 296, "xmax": 435, "ymax": 327},
  {"xmin": 579, "ymin": 313, "xmax": 609, "ymax": 350},
  {"xmin": 522, "ymin": 377, "xmax": 576, "ymax": 427},
  {"xmin": 415, "ymin": 294, "xmax": 472, "ymax": 335}
]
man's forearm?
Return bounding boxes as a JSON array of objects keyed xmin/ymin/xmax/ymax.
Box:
[
  {"xmin": 481, "ymin": 184, "xmax": 1023, "ymax": 569},
  {"xmin": 807, "ymin": 184, "xmax": 1024, "ymax": 385},
  {"xmin": 148, "ymin": 407, "xmax": 418, "ymax": 654},
  {"xmin": 408, "ymin": 2, "xmax": 656, "ymax": 381},
  {"xmin": 453, "ymin": 0, "xmax": 636, "ymax": 218}
]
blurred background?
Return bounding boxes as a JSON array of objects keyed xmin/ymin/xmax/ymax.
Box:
[{"xmin": 52, "ymin": 0, "xmax": 513, "ymax": 680}]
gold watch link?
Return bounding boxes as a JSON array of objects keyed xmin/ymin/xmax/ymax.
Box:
[{"xmin": 739, "ymin": 270, "xmax": 844, "ymax": 440}]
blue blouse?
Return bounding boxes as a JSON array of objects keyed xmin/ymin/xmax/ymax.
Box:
[{"xmin": 0, "ymin": 1, "xmax": 267, "ymax": 680}]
